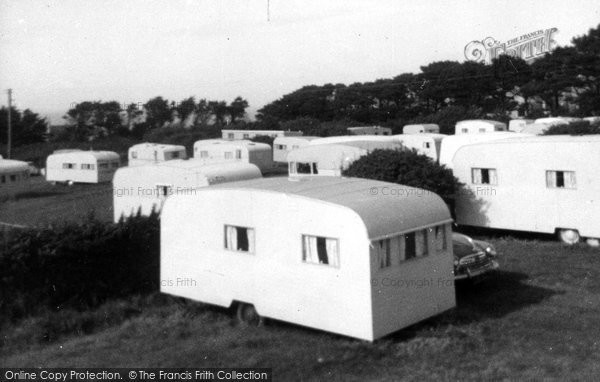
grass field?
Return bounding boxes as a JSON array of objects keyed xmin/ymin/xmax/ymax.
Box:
[
  {"xmin": 1, "ymin": 238, "xmax": 599, "ymax": 380},
  {"xmin": 0, "ymin": 177, "xmax": 113, "ymax": 226}
]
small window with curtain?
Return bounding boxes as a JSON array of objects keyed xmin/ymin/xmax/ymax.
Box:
[
  {"xmin": 224, "ymin": 225, "xmax": 255, "ymax": 253},
  {"xmin": 302, "ymin": 235, "xmax": 339, "ymax": 267},
  {"xmin": 472, "ymin": 168, "xmax": 497, "ymax": 185},
  {"xmin": 546, "ymin": 170, "xmax": 576, "ymax": 189},
  {"xmin": 200, "ymin": 151, "xmax": 209, "ymax": 158},
  {"xmin": 235, "ymin": 149, "xmax": 242, "ymax": 159},
  {"xmin": 375, "ymin": 238, "xmax": 391, "ymax": 269},
  {"xmin": 224, "ymin": 152, "xmax": 233, "ymax": 159},
  {"xmin": 435, "ymin": 224, "xmax": 447, "ymax": 253}
]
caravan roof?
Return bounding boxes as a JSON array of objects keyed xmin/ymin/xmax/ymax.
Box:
[
  {"xmin": 310, "ymin": 135, "xmax": 394, "ymax": 146},
  {"xmin": 439, "ymin": 132, "xmax": 533, "ymax": 167},
  {"xmin": 49, "ymin": 150, "xmax": 120, "ymax": 162},
  {"xmin": 211, "ymin": 176, "xmax": 450, "ymax": 239},
  {"xmin": 0, "ymin": 159, "xmax": 29, "ymax": 172}
]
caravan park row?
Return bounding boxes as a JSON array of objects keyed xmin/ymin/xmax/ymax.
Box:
[{"xmin": 1, "ymin": 118, "xmax": 599, "ymax": 340}]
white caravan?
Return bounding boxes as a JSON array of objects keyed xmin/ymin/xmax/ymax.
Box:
[
  {"xmin": 113, "ymin": 161, "xmax": 261, "ymax": 222},
  {"xmin": 347, "ymin": 126, "xmax": 392, "ymax": 136},
  {"xmin": 453, "ymin": 136, "xmax": 600, "ymax": 246},
  {"xmin": 438, "ymin": 132, "xmax": 533, "ymax": 169},
  {"xmin": 221, "ymin": 129, "xmax": 303, "ymax": 140},
  {"xmin": 392, "ymin": 134, "xmax": 447, "ymax": 161},
  {"xmin": 45, "ymin": 150, "xmax": 120, "ymax": 184},
  {"xmin": 288, "ymin": 141, "xmax": 403, "ymax": 176},
  {"xmin": 520, "ymin": 123, "xmax": 553, "ymax": 135},
  {"xmin": 273, "ymin": 136, "xmax": 319, "ymax": 163},
  {"xmin": 309, "ymin": 135, "xmax": 395, "ymax": 146},
  {"xmin": 534, "ymin": 117, "xmax": 581, "ymax": 126},
  {"xmin": 127, "ymin": 143, "xmax": 187, "ymax": 166},
  {"xmin": 0, "ymin": 159, "xmax": 30, "ymax": 194},
  {"xmin": 161, "ymin": 176, "xmax": 456, "ymax": 341},
  {"xmin": 508, "ymin": 119, "xmax": 534, "ymax": 132},
  {"xmin": 402, "ymin": 124, "xmax": 440, "ymax": 134},
  {"xmin": 192, "ymin": 140, "xmax": 273, "ymax": 172},
  {"xmin": 455, "ymin": 120, "xmax": 507, "ymax": 134}
]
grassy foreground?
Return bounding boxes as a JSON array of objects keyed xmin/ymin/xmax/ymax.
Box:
[{"xmin": 1, "ymin": 239, "xmax": 599, "ymax": 380}]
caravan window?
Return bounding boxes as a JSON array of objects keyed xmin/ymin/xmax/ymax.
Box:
[
  {"xmin": 98, "ymin": 162, "xmax": 109, "ymax": 169},
  {"xmin": 302, "ymin": 235, "xmax": 339, "ymax": 267},
  {"xmin": 276, "ymin": 144, "xmax": 286, "ymax": 150},
  {"xmin": 297, "ymin": 162, "xmax": 318, "ymax": 175},
  {"xmin": 0, "ymin": 175, "xmax": 5, "ymax": 183},
  {"xmin": 479, "ymin": 128, "xmax": 486, "ymax": 133},
  {"xmin": 199, "ymin": 151, "xmax": 209, "ymax": 158},
  {"xmin": 10, "ymin": 174, "xmax": 16, "ymax": 182},
  {"xmin": 243, "ymin": 134, "xmax": 250, "ymax": 139},
  {"xmin": 235, "ymin": 149, "xmax": 242, "ymax": 159},
  {"xmin": 228, "ymin": 133, "xmax": 234, "ymax": 139},
  {"xmin": 434, "ymin": 225, "xmax": 447, "ymax": 253},
  {"xmin": 81, "ymin": 164, "xmax": 95, "ymax": 170},
  {"xmin": 171, "ymin": 151, "xmax": 180, "ymax": 159},
  {"xmin": 461, "ymin": 128, "xmax": 468, "ymax": 133},
  {"xmin": 374, "ymin": 238, "xmax": 392, "ymax": 268},
  {"xmin": 131, "ymin": 151, "xmax": 137, "ymax": 159},
  {"xmin": 546, "ymin": 170, "xmax": 576, "ymax": 189},
  {"xmin": 224, "ymin": 225, "xmax": 255, "ymax": 253},
  {"xmin": 224, "ymin": 152, "xmax": 233, "ymax": 159},
  {"xmin": 111, "ymin": 162, "xmax": 119, "ymax": 168},
  {"xmin": 472, "ymin": 168, "xmax": 497, "ymax": 185},
  {"xmin": 62, "ymin": 163, "xmax": 76, "ymax": 169},
  {"xmin": 156, "ymin": 184, "xmax": 172, "ymax": 198},
  {"xmin": 423, "ymin": 142, "xmax": 431, "ymax": 149}
]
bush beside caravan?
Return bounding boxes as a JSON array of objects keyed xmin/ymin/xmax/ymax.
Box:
[
  {"xmin": 453, "ymin": 136, "xmax": 600, "ymax": 246},
  {"xmin": 160, "ymin": 176, "xmax": 456, "ymax": 341}
]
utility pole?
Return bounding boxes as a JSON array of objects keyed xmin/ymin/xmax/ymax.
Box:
[{"xmin": 7, "ymin": 88, "xmax": 12, "ymax": 159}]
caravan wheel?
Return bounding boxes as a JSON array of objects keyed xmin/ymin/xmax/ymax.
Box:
[
  {"xmin": 236, "ymin": 303, "xmax": 264, "ymax": 327},
  {"xmin": 586, "ymin": 238, "xmax": 600, "ymax": 248},
  {"xmin": 559, "ymin": 229, "xmax": 580, "ymax": 245}
]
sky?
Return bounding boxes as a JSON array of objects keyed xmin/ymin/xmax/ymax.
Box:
[{"xmin": 0, "ymin": 0, "xmax": 599, "ymax": 124}]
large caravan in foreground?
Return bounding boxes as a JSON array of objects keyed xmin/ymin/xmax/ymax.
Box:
[
  {"xmin": 46, "ymin": 150, "xmax": 120, "ymax": 184},
  {"xmin": 127, "ymin": 143, "xmax": 187, "ymax": 166},
  {"xmin": 453, "ymin": 136, "xmax": 600, "ymax": 246},
  {"xmin": 113, "ymin": 161, "xmax": 261, "ymax": 222},
  {"xmin": 161, "ymin": 176, "xmax": 456, "ymax": 341}
]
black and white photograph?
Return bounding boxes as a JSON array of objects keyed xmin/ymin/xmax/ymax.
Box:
[{"xmin": 1, "ymin": 0, "xmax": 599, "ymax": 380}]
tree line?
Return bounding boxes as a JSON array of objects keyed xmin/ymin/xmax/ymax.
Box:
[{"xmin": 257, "ymin": 24, "xmax": 600, "ymax": 133}]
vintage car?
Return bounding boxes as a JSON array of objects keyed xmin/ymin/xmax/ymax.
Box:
[{"xmin": 452, "ymin": 232, "xmax": 499, "ymax": 280}]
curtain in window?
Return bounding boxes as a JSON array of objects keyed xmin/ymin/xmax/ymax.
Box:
[
  {"xmin": 226, "ymin": 225, "xmax": 237, "ymax": 250},
  {"xmin": 565, "ymin": 171, "xmax": 576, "ymax": 188},
  {"xmin": 303, "ymin": 235, "xmax": 318, "ymax": 263},
  {"xmin": 246, "ymin": 228, "xmax": 255, "ymax": 253},
  {"xmin": 546, "ymin": 171, "xmax": 556, "ymax": 188},
  {"xmin": 326, "ymin": 238, "xmax": 339, "ymax": 267},
  {"xmin": 489, "ymin": 169, "xmax": 498, "ymax": 185},
  {"xmin": 472, "ymin": 168, "xmax": 482, "ymax": 184},
  {"xmin": 416, "ymin": 230, "xmax": 427, "ymax": 257}
]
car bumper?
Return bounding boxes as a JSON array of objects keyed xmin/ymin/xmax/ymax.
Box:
[{"xmin": 454, "ymin": 260, "xmax": 499, "ymax": 280}]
